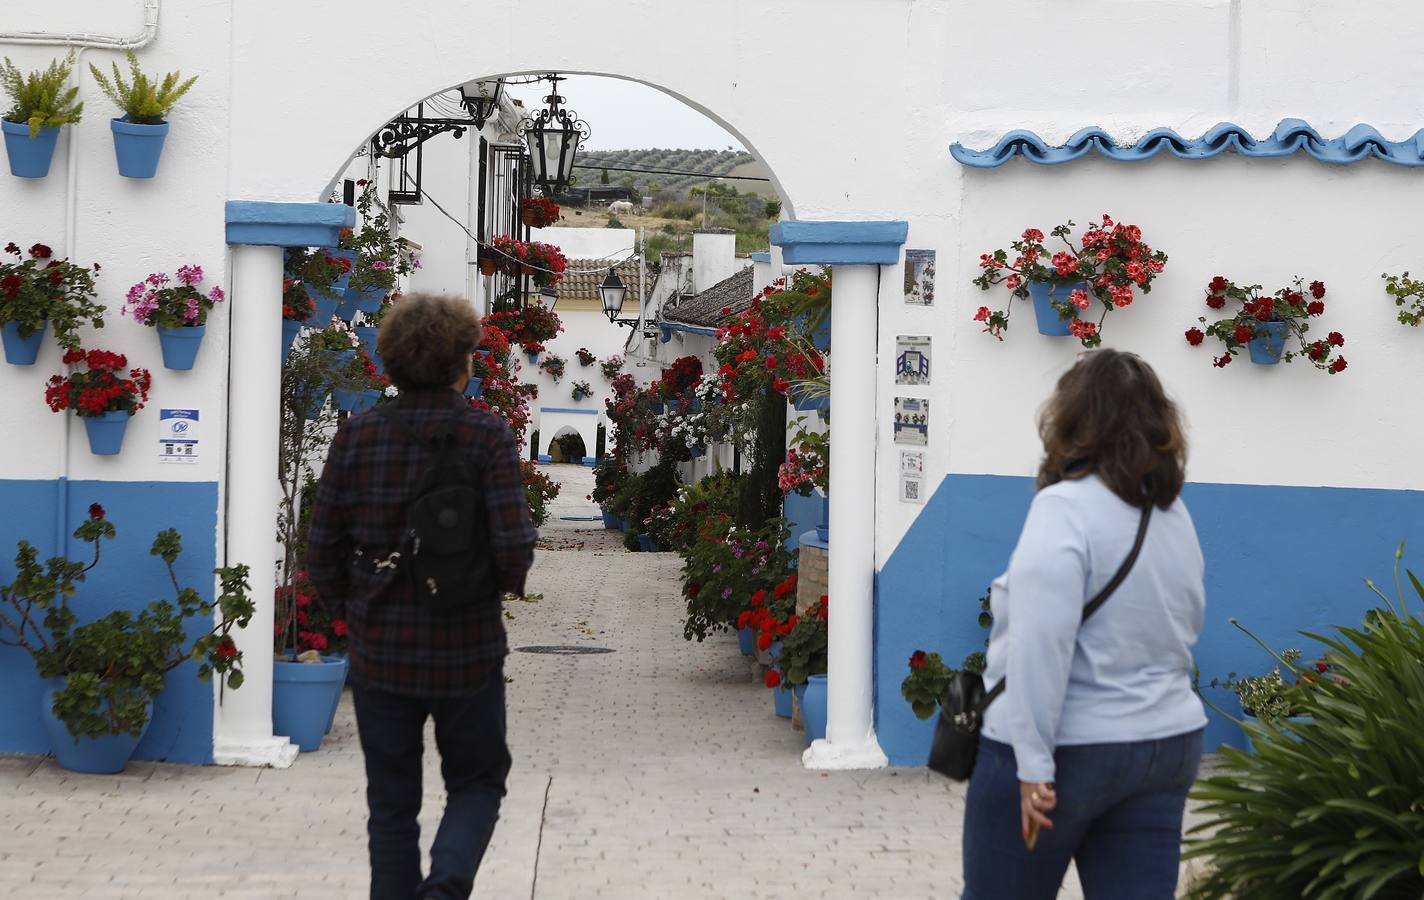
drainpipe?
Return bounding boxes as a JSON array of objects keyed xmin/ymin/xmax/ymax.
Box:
[{"xmin": 2, "ymin": 2, "xmax": 163, "ymax": 555}]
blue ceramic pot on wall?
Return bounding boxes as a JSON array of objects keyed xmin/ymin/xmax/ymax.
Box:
[
  {"xmin": 1248, "ymin": 320, "xmax": 1290, "ymax": 365},
  {"xmin": 2, "ymin": 120, "xmax": 61, "ymax": 178},
  {"xmin": 601, "ymin": 509, "xmax": 620, "ymax": 530},
  {"xmin": 331, "ymin": 251, "xmax": 357, "ymax": 294},
  {"xmin": 110, "ymin": 118, "xmax": 170, "ymax": 178},
  {"xmin": 1, "ymin": 321, "xmax": 47, "ymax": 365},
  {"xmin": 1027, "ymin": 280, "xmax": 1090, "ymax": 337},
  {"xmin": 41, "ymin": 678, "xmax": 153, "ymax": 774},
  {"xmin": 737, "ymin": 627, "xmax": 755, "ymax": 657},
  {"xmin": 344, "ymin": 284, "xmax": 385, "ymax": 315},
  {"xmin": 307, "ymin": 285, "xmax": 339, "ymax": 327},
  {"xmin": 464, "ymin": 376, "xmax": 484, "ymax": 399},
  {"xmin": 272, "ymin": 656, "xmax": 349, "ymax": 752},
  {"xmin": 332, "ymin": 388, "xmax": 379, "ymax": 413},
  {"xmin": 281, "ymin": 319, "xmax": 303, "ymax": 362},
  {"xmin": 157, "ymin": 324, "xmax": 206, "ymax": 370},
  {"xmin": 802, "ymin": 673, "xmax": 828, "ymax": 745},
  {"xmin": 83, "ymin": 410, "xmax": 131, "ymax": 456}
]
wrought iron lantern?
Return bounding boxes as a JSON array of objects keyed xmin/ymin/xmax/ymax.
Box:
[
  {"xmin": 599, "ymin": 267, "xmax": 628, "ymax": 321},
  {"xmin": 519, "ymin": 74, "xmax": 590, "ymax": 194},
  {"xmin": 458, "ymin": 79, "xmax": 504, "ymax": 129}
]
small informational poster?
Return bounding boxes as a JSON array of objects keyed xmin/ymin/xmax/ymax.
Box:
[
  {"xmin": 893, "ymin": 397, "xmax": 929, "ymax": 446},
  {"xmin": 904, "ymin": 249, "xmax": 936, "ymax": 306},
  {"xmin": 158, "ymin": 408, "xmax": 200, "ymax": 464},
  {"xmin": 895, "ymin": 335, "xmax": 932, "ymax": 385}
]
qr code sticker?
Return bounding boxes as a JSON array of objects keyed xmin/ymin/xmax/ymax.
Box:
[{"xmin": 901, "ymin": 476, "xmax": 923, "ymax": 504}]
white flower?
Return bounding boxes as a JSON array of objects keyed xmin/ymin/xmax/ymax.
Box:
[{"xmin": 384, "ymin": 385, "xmax": 400, "ymax": 398}]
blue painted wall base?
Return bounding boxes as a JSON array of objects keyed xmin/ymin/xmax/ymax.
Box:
[
  {"xmin": 875, "ymin": 474, "xmax": 1424, "ymax": 765},
  {"xmin": 0, "ymin": 479, "xmax": 219, "ymax": 764}
]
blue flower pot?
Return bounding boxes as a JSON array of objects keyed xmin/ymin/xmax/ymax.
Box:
[
  {"xmin": 526, "ymin": 351, "xmax": 540, "ymax": 364},
  {"xmin": 1248, "ymin": 320, "xmax": 1290, "ymax": 365},
  {"xmin": 344, "ymin": 284, "xmax": 385, "ymax": 314},
  {"xmin": 272, "ymin": 656, "xmax": 348, "ymax": 752},
  {"xmin": 1, "ymin": 320, "xmax": 46, "ymax": 365},
  {"xmin": 2, "ymin": 120, "xmax": 60, "ymax": 178},
  {"xmin": 737, "ymin": 627, "xmax": 755, "ymax": 657},
  {"xmin": 572, "ymin": 390, "xmax": 586, "ymax": 401},
  {"xmin": 637, "ymin": 533, "xmax": 656, "ymax": 552},
  {"xmin": 330, "ymin": 251, "xmax": 357, "ymax": 294},
  {"xmin": 301, "ymin": 387, "xmax": 329, "ymax": 420},
  {"xmin": 110, "ymin": 117, "xmax": 169, "ymax": 179},
  {"xmin": 157, "ymin": 324, "xmax": 206, "ymax": 370},
  {"xmin": 650, "ymin": 400, "xmax": 666, "ymax": 415},
  {"xmin": 690, "ymin": 446, "xmax": 705, "ymax": 459},
  {"xmin": 619, "ymin": 517, "xmax": 632, "ymax": 533},
  {"xmin": 802, "ymin": 673, "xmax": 828, "ymax": 745},
  {"xmin": 281, "ymin": 319, "xmax": 303, "ymax": 362},
  {"xmin": 333, "ymin": 388, "xmax": 379, "ymax": 413},
  {"xmin": 328, "ymin": 348, "xmax": 356, "ymax": 371},
  {"xmin": 41, "ymin": 678, "xmax": 153, "ymax": 774},
  {"xmin": 324, "ymin": 661, "xmax": 349, "ymax": 735},
  {"xmin": 601, "ymin": 510, "xmax": 620, "ymax": 530},
  {"xmin": 307, "ymin": 285, "xmax": 339, "ymax": 327},
  {"xmin": 793, "ymin": 392, "xmax": 829, "ymax": 412},
  {"xmin": 83, "ymin": 410, "xmax": 130, "ymax": 456},
  {"xmin": 773, "ymin": 679, "xmax": 793, "ymax": 719},
  {"xmin": 354, "ymin": 325, "xmax": 378, "ymax": 350},
  {"xmin": 1027, "ymin": 280, "xmax": 1090, "ymax": 337},
  {"xmin": 464, "ymin": 376, "xmax": 484, "ymax": 399}
]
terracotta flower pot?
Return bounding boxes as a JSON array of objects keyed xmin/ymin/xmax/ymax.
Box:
[{"xmin": 478, "ymin": 258, "xmax": 497, "ymax": 276}]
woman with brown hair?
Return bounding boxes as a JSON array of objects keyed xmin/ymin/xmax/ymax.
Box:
[{"xmin": 961, "ymin": 349, "xmax": 1206, "ymax": 899}]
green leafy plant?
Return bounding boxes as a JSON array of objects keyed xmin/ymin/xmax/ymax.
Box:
[
  {"xmin": 0, "ymin": 241, "xmax": 104, "ymax": 349},
  {"xmin": 1184, "ymin": 544, "xmax": 1424, "ymax": 899},
  {"xmin": 901, "ymin": 650, "xmax": 954, "ymax": 719},
  {"xmin": 340, "ymin": 180, "xmax": 413, "ymax": 295},
  {"xmin": 88, "ymin": 51, "xmax": 197, "ymax": 124},
  {"xmin": 1206, "ymin": 647, "xmax": 1310, "ymax": 721},
  {"xmin": 0, "ymin": 54, "xmax": 83, "ymax": 136},
  {"xmin": 775, "ymin": 596, "xmax": 829, "ymax": 687},
  {"xmin": 1381, "ymin": 271, "xmax": 1424, "ymax": 327},
  {"xmin": 678, "ymin": 515, "xmax": 791, "ymax": 641},
  {"xmin": 0, "ymin": 504, "xmax": 254, "ymax": 740}
]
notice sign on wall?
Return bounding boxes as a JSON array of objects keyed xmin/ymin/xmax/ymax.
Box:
[
  {"xmin": 900, "ymin": 450, "xmax": 926, "ymax": 505},
  {"xmin": 158, "ymin": 408, "xmax": 200, "ymax": 464}
]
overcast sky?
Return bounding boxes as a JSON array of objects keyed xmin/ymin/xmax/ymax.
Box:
[{"xmin": 501, "ymin": 75, "xmax": 746, "ymax": 152}]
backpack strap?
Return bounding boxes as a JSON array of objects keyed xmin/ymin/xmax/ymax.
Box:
[{"xmin": 980, "ymin": 503, "xmax": 1153, "ymax": 712}]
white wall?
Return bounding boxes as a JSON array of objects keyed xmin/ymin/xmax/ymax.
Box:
[{"xmin": 529, "ymin": 226, "xmax": 635, "ymax": 262}]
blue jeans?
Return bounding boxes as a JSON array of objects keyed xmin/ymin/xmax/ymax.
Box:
[
  {"xmin": 353, "ymin": 673, "xmax": 511, "ymax": 900},
  {"xmin": 962, "ymin": 729, "xmax": 1203, "ymax": 900}
]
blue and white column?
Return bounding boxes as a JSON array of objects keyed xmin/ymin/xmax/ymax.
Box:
[
  {"xmin": 772, "ymin": 220, "xmax": 907, "ymax": 770},
  {"xmin": 220, "ymin": 201, "xmax": 353, "ymax": 766}
]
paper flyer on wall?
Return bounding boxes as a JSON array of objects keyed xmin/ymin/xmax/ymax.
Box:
[
  {"xmin": 903, "ymin": 249, "xmax": 936, "ymax": 306},
  {"xmin": 895, "ymin": 335, "xmax": 931, "ymax": 385},
  {"xmin": 893, "ymin": 397, "xmax": 929, "ymax": 446}
]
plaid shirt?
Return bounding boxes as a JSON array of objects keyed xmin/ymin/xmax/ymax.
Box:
[{"xmin": 306, "ymin": 387, "xmax": 537, "ymax": 697}]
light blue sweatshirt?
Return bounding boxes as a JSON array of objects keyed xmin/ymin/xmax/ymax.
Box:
[{"xmin": 980, "ymin": 474, "xmax": 1207, "ymax": 783}]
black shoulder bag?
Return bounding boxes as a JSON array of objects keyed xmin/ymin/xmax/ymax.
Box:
[{"xmin": 928, "ymin": 504, "xmax": 1153, "ymax": 780}]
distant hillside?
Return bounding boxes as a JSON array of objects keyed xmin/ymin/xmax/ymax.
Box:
[{"xmin": 572, "ymin": 149, "xmax": 768, "ymax": 200}]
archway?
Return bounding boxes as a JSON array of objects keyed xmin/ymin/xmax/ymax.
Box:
[{"xmin": 546, "ymin": 427, "xmax": 587, "ymax": 464}]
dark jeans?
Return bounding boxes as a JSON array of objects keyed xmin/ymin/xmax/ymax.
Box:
[
  {"xmin": 353, "ymin": 673, "xmax": 511, "ymax": 900},
  {"xmin": 962, "ymin": 729, "xmax": 1203, "ymax": 900}
]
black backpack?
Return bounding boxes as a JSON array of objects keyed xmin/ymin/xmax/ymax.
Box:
[{"xmin": 380, "ymin": 402, "xmax": 498, "ymax": 611}]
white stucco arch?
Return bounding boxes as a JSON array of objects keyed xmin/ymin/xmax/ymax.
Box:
[{"xmin": 537, "ymin": 409, "xmax": 599, "ymax": 465}]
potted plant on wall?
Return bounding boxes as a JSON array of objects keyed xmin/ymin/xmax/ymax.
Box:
[
  {"xmin": 1381, "ymin": 271, "xmax": 1424, "ymax": 327},
  {"xmin": 88, "ymin": 51, "xmax": 197, "ymax": 179},
  {"xmin": 340, "ymin": 181, "xmax": 410, "ymax": 314},
  {"xmin": 570, "ymin": 379, "xmax": 592, "ymax": 401},
  {"xmin": 123, "ymin": 265, "xmax": 226, "ymax": 370},
  {"xmin": 972, "ymin": 216, "xmax": 1168, "ymax": 345},
  {"xmin": 600, "ymin": 354, "xmax": 624, "ymax": 379},
  {"xmin": 281, "ymin": 275, "xmax": 314, "ymax": 362},
  {"xmin": 521, "ymin": 196, "xmax": 561, "ymax": 228},
  {"xmin": 0, "ymin": 504, "xmax": 254, "ymax": 773},
  {"xmin": 0, "ymin": 241, "xmax": 104, "ymax": 364},
  {"xmin": 538, "ymin": 352, "xmax": 566, "ymax": 382},
  {"xmin": 574, "ymin": 346, "xmax": 597, "ymax": 367},
  {"xmin": 285, "ymin": 247, "xmax": 349, "ymax": 329},
  {"xmin": 1184, "ymin": 276, "xmax": 1346, "ymax": 373},
  {"xmin": 44, "ymin": 348, "xmax": 152, "ymax": 455},
  {"xmin": 0, "ymin": 54, "xmax": 83, "ymax": 178}
]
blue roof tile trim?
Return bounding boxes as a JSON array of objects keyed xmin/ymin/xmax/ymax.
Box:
[{"xmin": 950, "ymin": 119, "xmax": 1424, "ymax": 168}]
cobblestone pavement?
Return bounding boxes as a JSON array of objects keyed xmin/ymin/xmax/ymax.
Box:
[{"xmin": 0, "ymin": 465, "xmax": 1210, "ymax": 898}]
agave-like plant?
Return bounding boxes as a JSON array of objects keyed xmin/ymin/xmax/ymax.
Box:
[{"xmin": 1184, "ymin": 543, "xmax": 1424, "ymax": 899}]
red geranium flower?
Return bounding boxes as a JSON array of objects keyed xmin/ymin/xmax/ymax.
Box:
[
  {"xmin": 29, "ymin": 243, "xmax": 52, "ymax": 259},
  {"xmin": 765, "ymin": 669, "xmax": 781, "ymax": 688},
  {"xmin": 216, "ymin": 637, "xmax": 238, "ymax": 659},
  {"xmin": 88, "ymin": 502, "xmax": 105, "ymax": 519},
  {"xmin": 1184, "ymin": 327, "xmax": 1204, "ymax": 346},
  {"xmin": 909, "ymin": 650, "xmax": 927, "ymax": 669}
]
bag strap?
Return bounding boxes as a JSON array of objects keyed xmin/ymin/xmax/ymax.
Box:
[{"xmin": 980, "ymin": 503, "xmax": 1153, "ymax": 711}]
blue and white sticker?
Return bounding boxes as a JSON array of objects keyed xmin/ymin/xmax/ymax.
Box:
[{"xmin": 158, "ymin": 408, "xmax": 200, "ymax": 464}]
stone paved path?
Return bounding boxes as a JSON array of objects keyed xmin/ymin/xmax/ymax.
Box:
[{"xmin": 0, "ymin": 465, "xmax": 1209, "ymax": 898}]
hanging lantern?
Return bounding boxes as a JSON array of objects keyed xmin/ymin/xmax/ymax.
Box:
[{"xmin": 519, "ymin": 74, "xmax": 590, "ymax": 194}]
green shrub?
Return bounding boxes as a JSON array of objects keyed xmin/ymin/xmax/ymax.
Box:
[
  {"xmin": 89, "ymin": 51, "xmax": 197, "ymax": 124},
  {"xmin": 1, "ymin": 54, "xmax": 83, "ymax": 136},
  {"xmin": 1184, "ymin": 545, "xmax": 1424, "ymax": 899}
]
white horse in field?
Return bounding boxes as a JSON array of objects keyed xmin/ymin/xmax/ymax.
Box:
[{"xmin": 608, "ymin": 200, "xmax": 635, "ymax": 216}]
